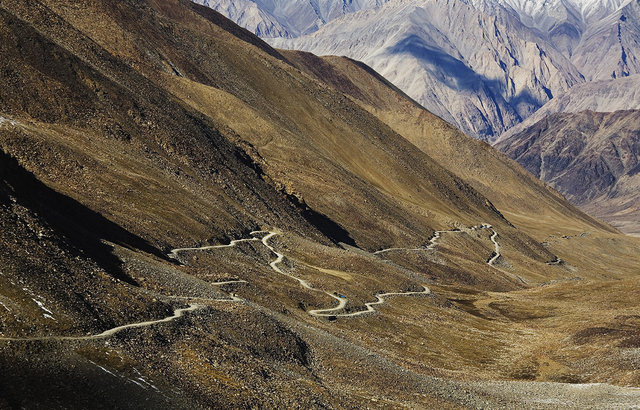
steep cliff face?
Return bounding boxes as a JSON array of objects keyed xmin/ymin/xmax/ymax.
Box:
[
  {"xmin": 497, "ymin": 109, "xmax": 640, "ymax": 234},
  {"xmin": 474, "ymin": 0, "xmax": 633, "ymax": 57},
  {"xmin": 570, "ymin": 0, "xmax": 640, "ymax": 80}
]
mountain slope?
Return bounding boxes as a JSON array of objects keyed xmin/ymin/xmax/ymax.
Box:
[
  {"xmin": 496, "ymin": 109, "xmax": 640, "ymax": 235},
  {"xmin": 269, "ymin": 0, "xmax": 585, "ymax": 140},
  {"xmin": 475, "ymin": 0, "xmax": 632, "ymax": 57},
  {"xmin": 281, "ymin": 50, "xmax": 614, "ymax": 238},
  {"xmin": 204, "ymin": 0, "xmax": 640, "ymax": 139},
  {"xmin": 571, "ymin": 0, "xmax": 640, "ymax": 80},
  {"xmin": 1, "ymin": 0, "xmax": 640, "ymax": 407},
  {"xmin": 497, "ymin": 74, "xmax": 640, "ymax": 141},
  {"xmin": 193, "ymin": 0, "xmax": 389, "ymax": 37}
]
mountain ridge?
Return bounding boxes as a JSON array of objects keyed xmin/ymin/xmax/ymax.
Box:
[
  {"xmin": 496, "ymin": 109, "xmax": 640, "ymax": 235},
  {"xmin": 496, "ymin": 74, "xmax": 640, "ymax": 142}
]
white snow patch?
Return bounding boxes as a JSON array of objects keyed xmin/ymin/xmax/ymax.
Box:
[
  {"xmin": 89, "ymin": 361, "xmax": 118, "ymax": 378},
  {"xmin": 32, "ymin": 298, "xmax": 56, "ymax": 320},
  {"xmin": 32, "ymin": 298, "xmax": 54, "ymax": 315},
  {"xmin": 133, "ymin": 368, "xmax": 160, "ymax": 391},
  {"xmin": 128, "ymin": 378, "xmax": 147, "ymax": 389},
  {"xmin": 0, "ymin": 116, "xmax": 17, "ymax": 127}
]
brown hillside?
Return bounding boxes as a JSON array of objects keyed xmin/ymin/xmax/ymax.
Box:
[{"xmin": 0, "ymin": 0, "xmax": 639, "ymax": 407}]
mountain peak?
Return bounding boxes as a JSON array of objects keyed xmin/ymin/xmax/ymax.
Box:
[{"xmin": 192, "ymin": 0, "xmax": 391, "ymax": 37}]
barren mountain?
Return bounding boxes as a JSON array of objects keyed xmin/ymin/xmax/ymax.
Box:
[
  {"xmin": 1, "ymin": 0, "xmax": 640, "ymax": 408},
  {"xmin": 497, "ymin": 74, "xmax": 640, "ymax": 141},
  {"xmin": 571, "ymin": 0, "xmax": 640, "ymax": 80},
  {"xmin": 205, "ymin": 0, "xmax": 640, "ymax": 139},
  {"xmin": 475, "ymin": 0, "xmax": 633, "ymax": 59},
  {"xmin": 496, "ymin": 109, "xmax": 640, "ymax": 235},
  {"xmin": 269, "ymin": 0, "xmax": 584, "ymax": 140},
  {"xmin": 281, "ymin": 50, "xmax": 610, "ymax": 236},
  {"xmin": 192, "ymin": 0, "xmax": 389, "ymax": 37}
]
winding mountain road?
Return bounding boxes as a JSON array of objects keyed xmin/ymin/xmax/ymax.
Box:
[
  {"xmin": 2, "ymin": 223, "xmax": 508, "ymax": 340},
  {"xmin": 373, "ymin": 229, "xmax": 446, "ymax": 255},
  {"xmin": 310, "ymin": 287, "xmax": 431, "ymax": 318},
  {"xmin": 374, "ymin": 224, "xmax": 503, "ymax": 268},
  {"xmin": 0, "ymin": 279, "xmax": 247, "ymax": 342},
  {"xmin": 170, "ymin": 230, "xmax": 431, "ymax": 318},
  {"xmin": 488, "ymin": 230, "xmax": 501, "ymax": 265},
  {"xmin": 0, "ymin": 223, "xmax": 531, "ymax": 340},
  {"xmin": 371, "ymin": 223, "xmax": 531, "ymax": 285},
  {"xmin": 259, "ymin": 231, "xmax": 431, "ymax": 317},
  {"xmin": 168, "ymin": 234, "xmax": 263, "ymax": 260},
  {"xmin": 2, "ymin": 223, "xmax": 513, "ymax": 340},
  {"xmin": 0, "ymin": 304, "xmax": 202, "ymax": 342}
]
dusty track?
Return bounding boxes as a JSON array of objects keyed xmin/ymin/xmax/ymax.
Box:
[
  {"xmin": 0, "ymin": 304, "xmax": 202, "ymax": 342},
  {"xmin": 0, "ymin": 280, "xmax": 247, "ymax": 342},
  {"xmin": 171, "ymin": 230, "xmax": 431, "ymax": 318},
  {"xmin": 0, "ymin": 224, "xmax": 512, "ymax": 342},
  {"xmin": 375, "ymin": 223, "xmax": 504, "ymax": 268},
  {"xmin": 488, "ymin": 229, "xmax": 501, "ymax": 265},
  {"xmin": 168, "ymin": 235, "xmax": 262, "ymax": 260}
]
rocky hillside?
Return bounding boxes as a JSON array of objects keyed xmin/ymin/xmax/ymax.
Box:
[
  {"xmin": 497, "ymin": 74, "xmax": 640, "ymax": 142},
  {"xmin": 203, "ymin": 0, "xmax": 640, "ymax": 140},
  {"xmin": 281, "ymin": 50, "xmax": 612, "ymax": 237},
  {"xmin": 269, "ymin": 0, "xmax": 584, "ymax": 140},
  {"xmin": 496, "ymin": 109, "xmax": 640, "ymax": 235},
  {"xmin": 1, "ymin": 0, "xmax": 640, "ymax": 407}
]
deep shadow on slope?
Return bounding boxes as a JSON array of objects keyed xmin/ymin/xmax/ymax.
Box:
[
  {"xmin": 0, "ymin": 151, "xmax": 168, "ymax": 285},
  {"xmin": 0, "ymin": 347, "xmax": 191, "ymax": 409},
  {"xmin": 285, "ymin": 192, "xmax": 357, "ymax": 247},
  {"xmin": 0, "ymin": 3, "xmax": 337, "ymax": 249}
]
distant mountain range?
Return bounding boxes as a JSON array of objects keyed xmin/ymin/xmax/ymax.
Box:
[
  {"xmin": 192, "ymin": 0, "xmax": 390, "ymax": 37},
  {"xmin": 496, "ymin": 109, "xmax": 640, "ymax": 235},
  {"xmin": 493, "ymin": 73, "xmax": 640, "ymax": 236},
  {"xmin": 200, "ymin": 0, "xmax": 640, "ymax": 141},
  {"xmin": 497, "ymin": 74, "xmax": 640, "ymax": 141}
]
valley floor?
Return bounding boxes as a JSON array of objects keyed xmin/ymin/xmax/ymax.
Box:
[{"xmin": 4, "ymin": 224, "xmax": 640, "ymax": 408}]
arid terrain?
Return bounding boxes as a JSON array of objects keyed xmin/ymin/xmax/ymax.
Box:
[
  {"xmin": 497, "ymin": 109, "xmax": 640, "ymax": 236},
  {"xmin": 1, "ymin": 0, "xmax": 640, "ymax": 408}
]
